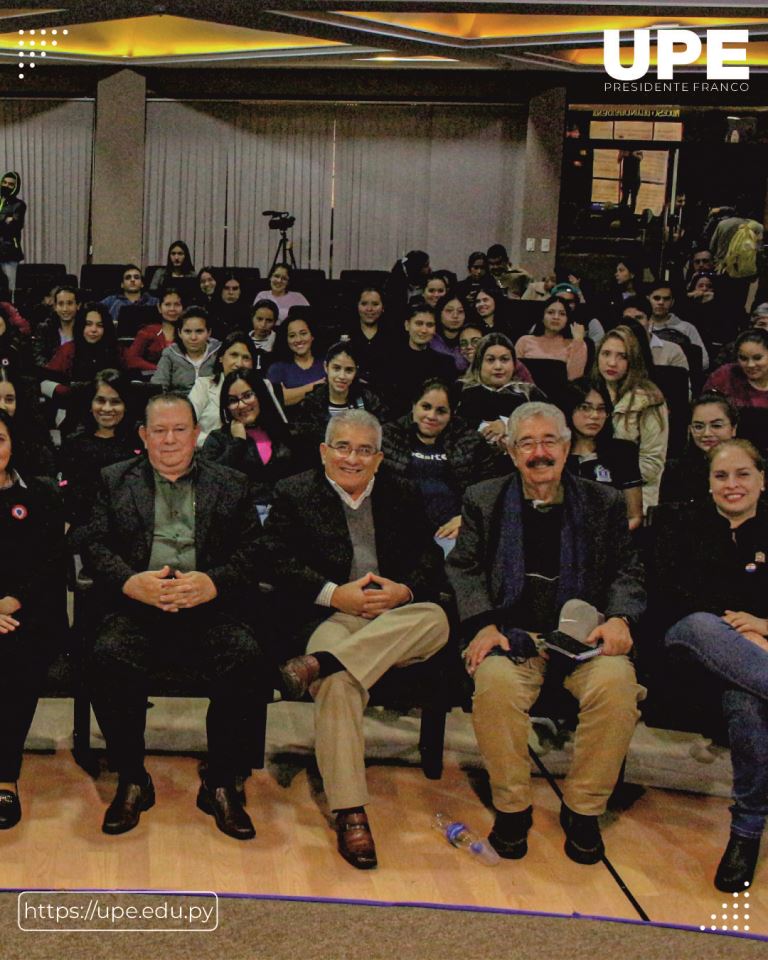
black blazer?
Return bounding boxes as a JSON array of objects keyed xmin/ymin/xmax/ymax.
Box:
[
  {"xmin": 447, "ymin": 472, "xmax": 645, "ymax": 637},
  {"xmin": 81, "ymin": 455, "xmax": 263, "ymax": 610},
  {"xmin": 260, "ymin": 466, "xmax": 446, "ymax": 654}
]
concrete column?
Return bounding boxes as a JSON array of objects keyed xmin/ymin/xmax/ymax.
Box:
[
  {"xmin": 91, "ymin": 69, "xmax": 146, "ymax": 264},
  {"xmin": 520, "ymin": 86, "xmax": 566, "ymax": 278}
]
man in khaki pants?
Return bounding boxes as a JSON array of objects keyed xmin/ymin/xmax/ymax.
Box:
[
  {"xmin": 447, "ymin": 402, "xmax": 646, "ymax": 865},
  {"xmin": 261, "ymin": 409, "xmax": 449, "ymax": 870}
]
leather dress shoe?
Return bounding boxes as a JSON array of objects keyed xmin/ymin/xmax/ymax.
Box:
[
  {"xmin": 279, "ymin": 654, "xmax": 321, "ymax": 700},
  {"xmin": 488, "ymin": 806, "xmax": 533, "ymax": 859},
  {"xmin": 560, "ymin": 803, "xmax": 605, "ymax": 865},
  {"xmin": 102, "ymin": 777, "xmax": 155, "ymax": 835},
  {"xmin": 197, "ymin": 783, "xmax": 255, "ymax": 840},
  {"xmin": 336, "ymin": 810, "xmax": 378, "ymax": 870},
  {"xmin": 0, "ymin": 788, "xmax": 21, "ymax": 830},
  {"xmin": 715, "ymin": 834, "xmax": 761, "ymax": 893}
]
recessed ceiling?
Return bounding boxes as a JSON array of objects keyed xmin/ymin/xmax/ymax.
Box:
[{"xmin": 0, "ymin": 3, "xmax": 766, "ymax": 71}]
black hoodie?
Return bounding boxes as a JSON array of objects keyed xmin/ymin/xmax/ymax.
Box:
[{"xmin": 0, "ymin": 171, "xmax": 25, "ymax": 263}]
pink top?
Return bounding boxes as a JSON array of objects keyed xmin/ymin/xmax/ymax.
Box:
[
  {"xmin": 514, "ymin": 334, "xmax": 588, "ymax": 381},
  {"xmin": 247, "ymin": 426, "xmax": 273, "ymax": 463}
]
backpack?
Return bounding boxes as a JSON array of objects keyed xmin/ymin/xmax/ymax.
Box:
[{"xmin": 721, "ymin": 220, "xmax": 762, "ymax": 279}]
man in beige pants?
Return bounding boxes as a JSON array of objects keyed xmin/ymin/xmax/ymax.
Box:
[
  {"xmin": 447, "ymin": 402, "xmax": 646, "ymax": 865},
  {"xmin": 261, "ymin": 409, "xmax": 449, "ymax": 869}
]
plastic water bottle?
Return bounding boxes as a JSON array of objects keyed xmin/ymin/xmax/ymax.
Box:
[{"xmin": 433, "ymin": 812, "xmax": 500, "ymax": 866}]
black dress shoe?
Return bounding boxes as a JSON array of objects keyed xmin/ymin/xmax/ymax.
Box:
[
  {"xmin": 102, "ymin": 777, "xmax": 155, "ymax": 835},
  {"xmin": 560, "ymin": 803, "xmax": 605, "ymax": 865},
  {"xmin": 488, "ymin": 806, "xmax": 533, "ymax": 859},
  {"xmin": 715, "ymin": 834, "xmax": 761, "ymax": 893},
  {"xmin": 197, "ymin": 783, "xmax": 255, "ymax": 840},
  {"xmin": 0, "ymin": 788, "xmax": 21, "ymax": 830}
]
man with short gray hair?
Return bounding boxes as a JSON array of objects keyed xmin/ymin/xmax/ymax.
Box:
[
  {"xmin": 261, "ymin": 409, "xmax": 449, "ymax": 870},
  {"xmin": 448, "ymin": 402, "xmax": 645, "ymax": 865}
]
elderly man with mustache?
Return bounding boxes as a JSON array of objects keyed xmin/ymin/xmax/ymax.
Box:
[{"xmin": 447, "ymin": 402, "xmax": 646, "ymax": 866}]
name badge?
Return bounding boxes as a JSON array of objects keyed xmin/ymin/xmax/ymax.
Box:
[{"xmin": 595, "ymin": 465, "xmax": 612, "ymax": 483}]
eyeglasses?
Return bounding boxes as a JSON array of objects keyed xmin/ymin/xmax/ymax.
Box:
[
  {"xmin": 691, "ymin": 420, "xmax": 728, "ymax": 434},
  {"xmin": 459, "ymin": 337, "xmax": 482, "ymax": 349},
  {"xmin": 576, "ymin": 402, "xmax": 608, "ymax": 415},
  {"xmin": 327, "ymin": 441, "xmax": 378, "ymax": 459},
  {"xmin": 227, "ymin": 390, "xmax": 256, "ymax": 407},
  {"xmin": 514, "ymin": 438, "xmax": 563, "ymax": 453}
]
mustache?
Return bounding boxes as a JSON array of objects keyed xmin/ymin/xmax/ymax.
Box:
[{"xmin": 526, "ymin": 457, "xmax": 556, "ymax": 469}]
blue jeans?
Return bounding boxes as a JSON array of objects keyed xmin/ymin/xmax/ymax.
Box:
[{"xmin": 665, "ymin": 612, "xmax": 768, "ymax": 838}]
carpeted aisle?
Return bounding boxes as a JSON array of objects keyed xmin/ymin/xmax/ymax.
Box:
[{"xmin": 1, "ymin": 892, "xmax": 765, "ymax": 960}]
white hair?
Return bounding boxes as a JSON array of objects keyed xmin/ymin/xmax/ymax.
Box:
[
  {"xmin": 324, "ymin": 408, "xmax": 382, "ymax": 449},
  {"xmin": 507, "ymin": 402, "xmax": 571, "ymax": 445}
]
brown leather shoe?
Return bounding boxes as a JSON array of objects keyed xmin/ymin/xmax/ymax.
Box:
[
  {"xmin": 197, "ymin": 783, "xmax": 255, "ymax": 840},
  {"xmin": 102, "ymin": 777, "xmax": 155, "ymax": 835},
  {"xmin": 279, "ymin": 654, "xmax": 321, "ymax": 700},
  {"xmin": 336, "ymin": 810, "xmax": 378, "ymax": 870}
]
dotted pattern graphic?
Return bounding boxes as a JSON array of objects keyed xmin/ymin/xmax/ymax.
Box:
[
  {"xmin": 700, "ymin": 887, "xmax": 750, "ymax": 932},
  {"xmin": 16, "ymin": 28, "xmax": 68, "ymax": 80}
]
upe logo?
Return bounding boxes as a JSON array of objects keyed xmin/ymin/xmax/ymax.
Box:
[{"xmin": 603, "ymin": 29, "xmax": 749, "ymax": 80}]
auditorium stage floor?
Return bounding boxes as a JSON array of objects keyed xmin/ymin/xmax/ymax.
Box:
[{"xmin": 2, "ymin": 700, "xmax": 765, "ymax": 939}]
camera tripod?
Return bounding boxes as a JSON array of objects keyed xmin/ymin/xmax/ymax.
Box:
[{"xmin": 270, "ymin": 229, "xmax": 297, "ymax": 273}]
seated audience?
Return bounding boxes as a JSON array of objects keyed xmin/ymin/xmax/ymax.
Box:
[
  {"xmin": 261, "ymin": 409, "xmax": 450, "ymax": 869},
  {"xmin": 151, "ymin": 306, "xmax": 220, "ymax": 393},
  {"xmin": 648, "ymin": 282, "xmax": 710, "ymax": 370},
  {"xmin": 659, "ymin": 439, "xmax": 768, "ymax": 892},
  {"xmin": 148, "ymin": 240, "xmax": 195, "ymax": 293},
  {"xmin": 456, "ymin": 332, "xmax": 544, "ymax": 446},
  {"xmin": 593, "ymin": 325, "xmax": 669, "ymax": 513},
  {"xmin": 414, "ymin": 274, "xmax": 448, "ymax": 312},
  {"xmin": 195, "ymin": 266, "xmax": 218, "ymax": 310},
  {"xmin": 712, "ymin": 301, "xmax": 768, "ymax": 370},
  {"xmin": 454, "ymin": 251, "xmax": 489, "ymax": 305},
  {"xmin": 429, "ymin": 293, "xmax": 471, "ymax": 373},
  {"xmin": 201, "ymin": 368, "xmax": 295, "ymax": 515},
  {"xmin": 101, "ymin": 264, "xmax": 157, "ymax": 323},
  {"xmin": 124, "ymin": 288, "xmax": 184, "ymax": 376},
  {"xmin": 447, "ymin": 401, "xmax": 645, "ymax": 866},
  {"xmin": 211, "ymin": 271, "xmax": 250, "ymax": 340},
  {"xmin": 474, "ymin": 285, "xmax": 512, "ymax": 338},
  {"xmin": 381, "ymin": 378, "xmax": 502, "ymax": 553},
  {"xmin": 563, "ymin": 378, "xmax": 643, "ymax": 530},
  {"xmin": 0, "ymin": 367, "xmax": 56, "ymax": 477},
  {"xmin": 0, "ymin": 273, "xmax": 30, "ymax": 336},
  {"xmin": 248, "ymin": 299, "xmax": 278, "ymax": 372},
  {"xmin": 32, "ymin": 284, "xmax": 79, "ymax": 368},
  {"xmin": 704, "ymin": 329, "xmax": 768, "ymax": 410},
  {"xmin": 260, "ymin": 263, "xmax": 309, "ymax": 325},
  {"xmin": 0, "ymin": 409, "xmax": 66, "ymax": 830},
  {"xmin": 293, "ymin": 341, "xmax": 388, "ymax": 457},
  {"xmin": 0, "ymin": 303, "xmax": 32, "ymax": 372},
  {"xmin": 41, "ymin": 303, "xmax": 121, "ymax": 411},
  {"xmin": 340, "ymin": 286, "xmax": 396, "ymax": 388},
  {"xmin": 522, "ymin": 271, "xmax": 556, "ymax": 302},
  {"xmin": 385, "ymin": 305, "xmax": 457, "ymax": 417},
  {"xmin": 515, "ymin": 296, "xmax": 588, "ymax": 381},
  {"xmin": 661, "ymin": 392, "xmax": 738, "ymax": 505},
  {"xmin": 188, "ymin": 331, "xmax": 264, "ymax": 447},
  {"xmin": 267, "ymin": 313, "xmax": 325, "ymax": 407},
  {"xmin": 621, "ymin": 296, "xmax": 689, "ymax": 373},
  {"xmin": 458, "ymin": 323, "xmax": 486, "ymax": 369},
  {"xmin": 82, "ymin": 392, "xmax": 272, "ymax": 840},
  {"xmin": 59, "ymin": 369, "xmax": 140, "ymax": 536}
]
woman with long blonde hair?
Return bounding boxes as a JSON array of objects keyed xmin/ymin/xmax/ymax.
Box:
[{"xmin": 592, "ymin": 324, "xmax": 668, "ymax": 513}]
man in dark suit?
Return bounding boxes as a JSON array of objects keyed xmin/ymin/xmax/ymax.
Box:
[
  {"xmin": 261, "ymin": 409, "xmax": 449, "ymax": 870},
  {"xmin": 447, "ymin": 401, "xmax": 646, "ymax": 865},
  {"xmin": 83, "ymin": 392, "xmax": 271, "ymax": 840}
]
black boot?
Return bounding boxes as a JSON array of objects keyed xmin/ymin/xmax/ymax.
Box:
[{"xmin": 715, "ymin": 834, "xmax": 761, "ymax": 893}]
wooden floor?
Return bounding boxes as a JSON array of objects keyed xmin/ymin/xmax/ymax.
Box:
[{"xmin": 3, "ymin": 745, "xmax": 766, "ymax": 938}]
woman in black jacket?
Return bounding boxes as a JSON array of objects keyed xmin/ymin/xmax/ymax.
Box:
[
  {"xmin": 381, "ymin": 377, "xmax": 502, "ymax": 553},
  {"xmin": 0, "ymin": 409, "xmax": 67, "ymax": 827},
  {"xmin": 201, "ymin": 368, "xmax": 295, "ymax": 516},
  {"xmin": 292, "ymin": 341, "xmax": 388, "ymax": 464},
  {"xmin": 658, "ymin": 439, "xmax": 768, "ymax": 893}
]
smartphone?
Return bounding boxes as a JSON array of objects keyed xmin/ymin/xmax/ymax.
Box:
[{"xmin": 543, "ymin": 630, "xmax": 603, "ymax": 661}]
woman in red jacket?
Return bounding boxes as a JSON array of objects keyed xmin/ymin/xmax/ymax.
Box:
[{"xmin": 124, "ymin": 287, "xmax": 184, "ymax": 376}]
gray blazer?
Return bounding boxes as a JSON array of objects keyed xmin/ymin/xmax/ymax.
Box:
[{"xmin": 446, "ymin": 472, "xmax": 645, "ymax": 638}]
